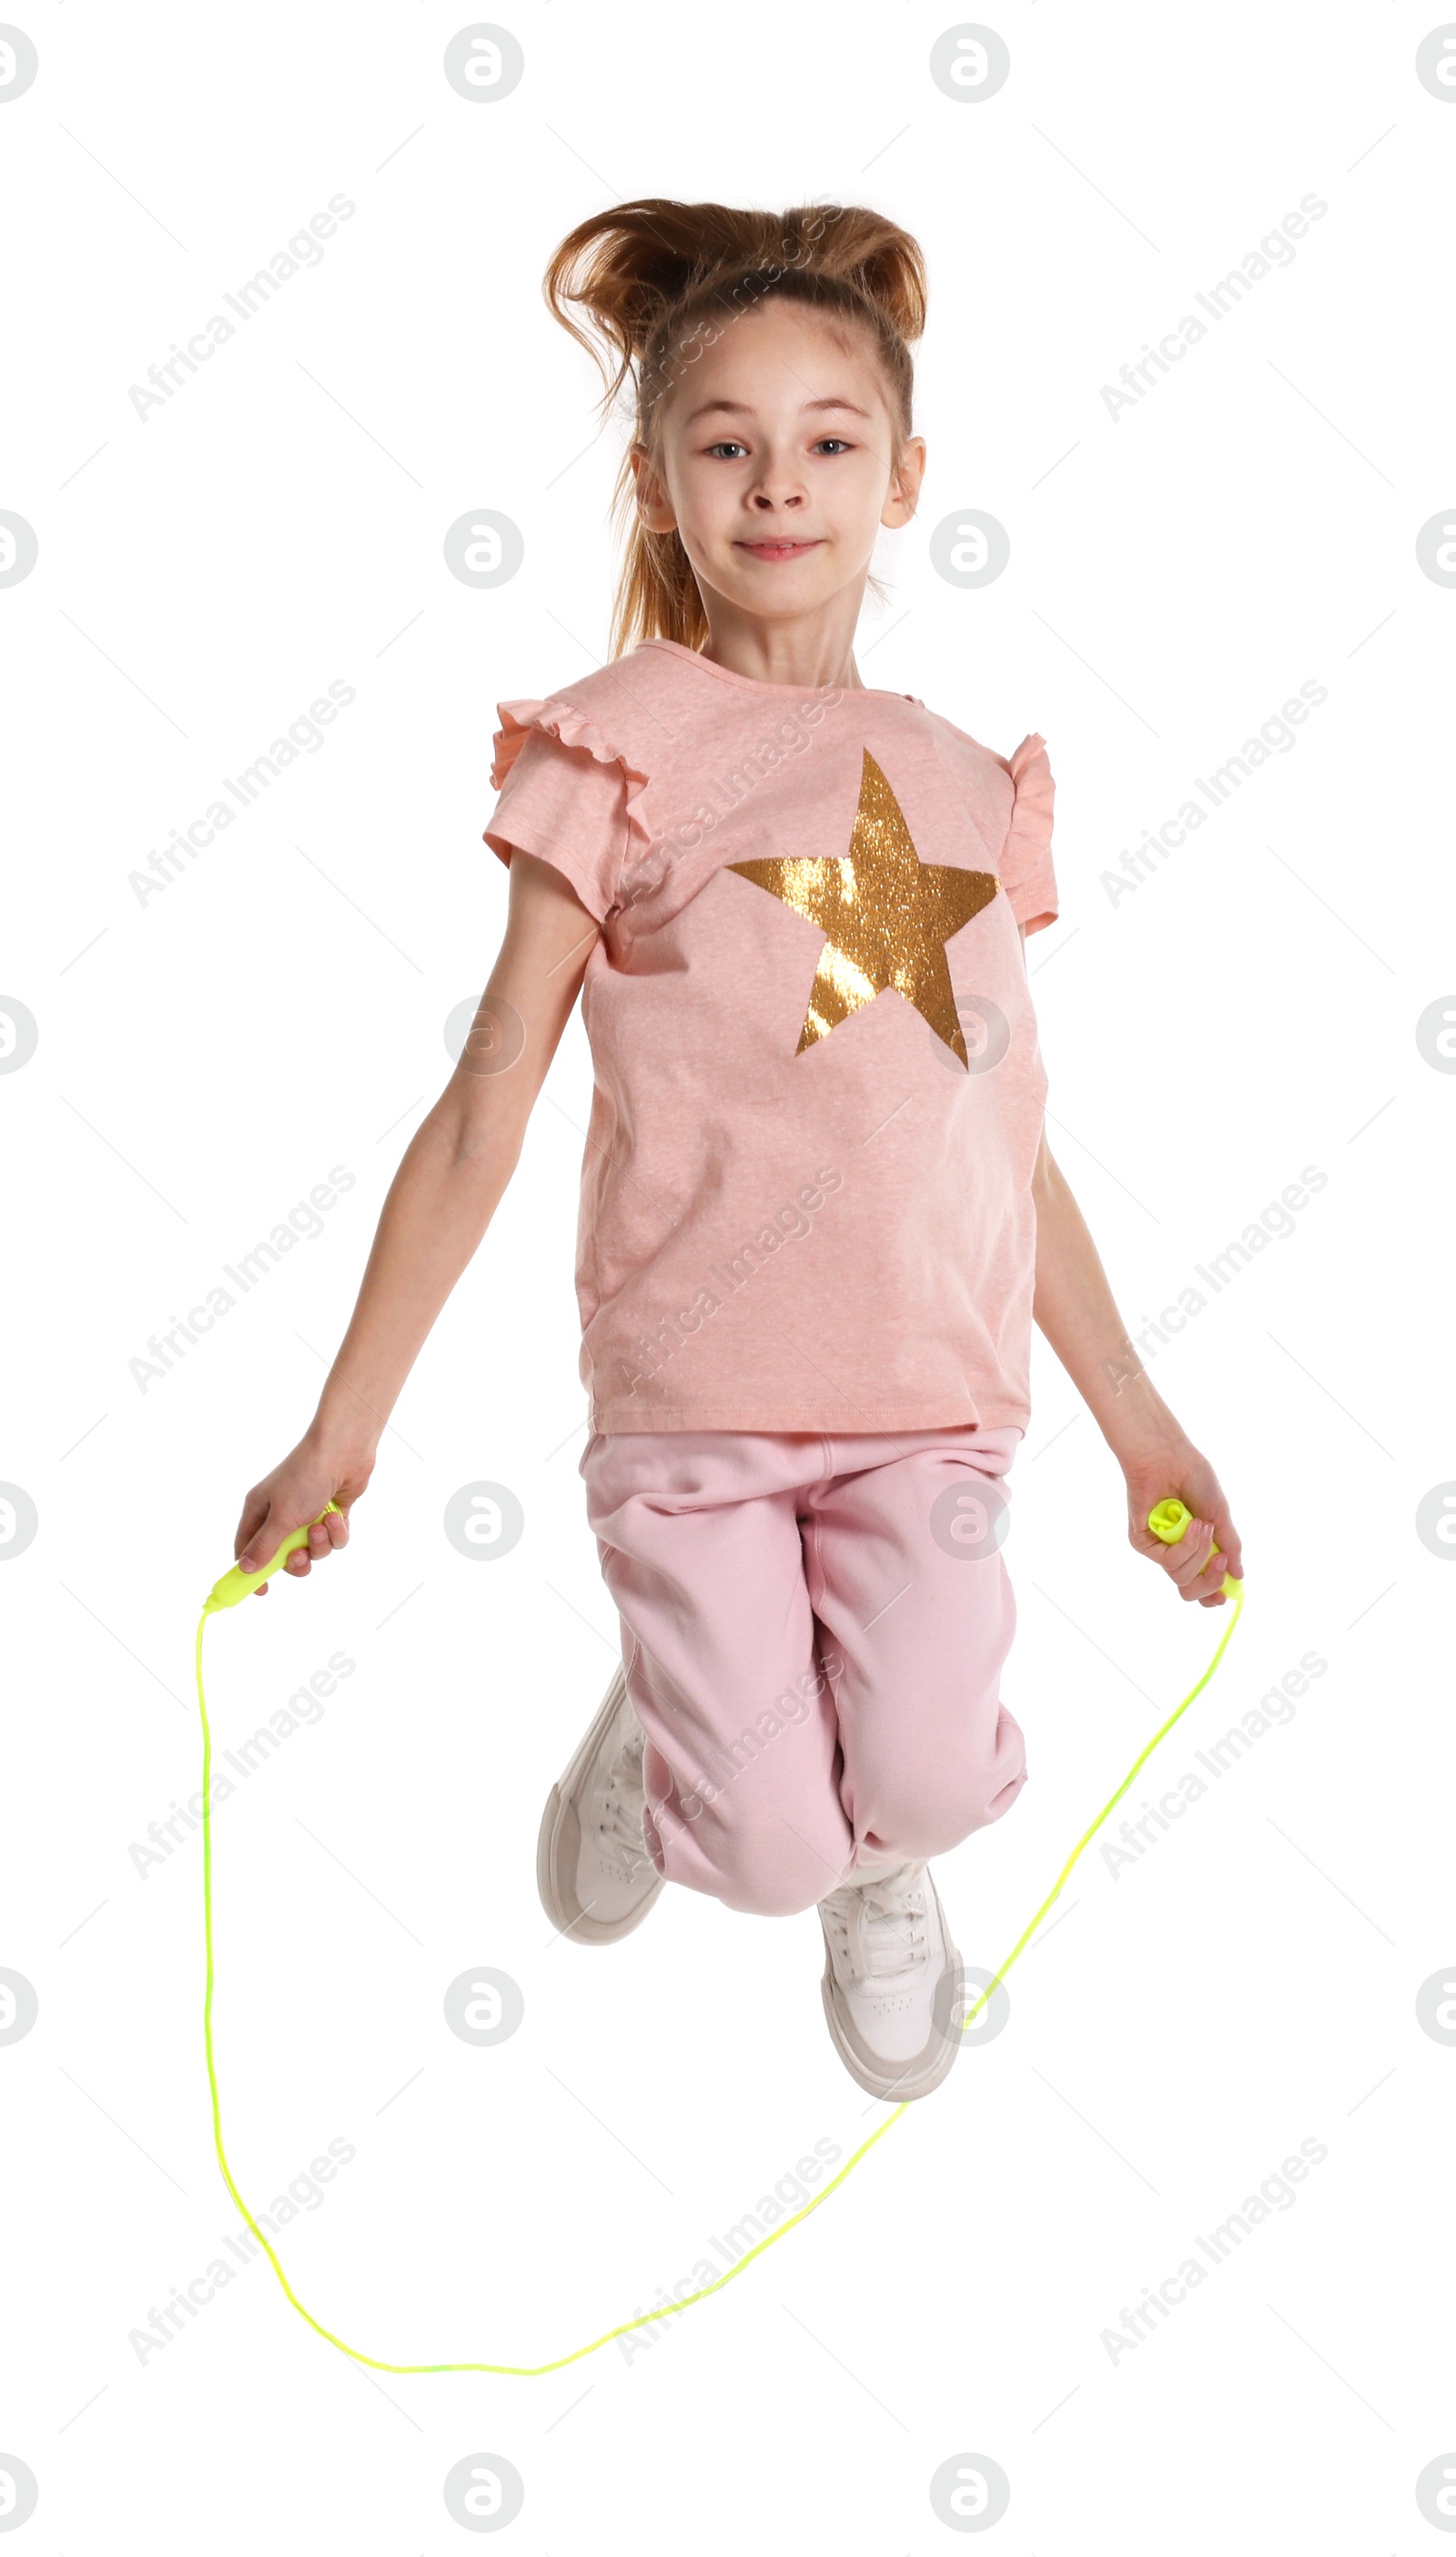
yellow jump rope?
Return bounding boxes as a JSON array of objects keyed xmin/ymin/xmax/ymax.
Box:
[{"xmin": 196, "ymin": 1494, "xmax": 1242, "ymax": 2380}]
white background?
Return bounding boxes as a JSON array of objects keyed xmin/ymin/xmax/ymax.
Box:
[{"xmin": 2, "ymin": 2, "xmax": 1452, "ymax": 2548}]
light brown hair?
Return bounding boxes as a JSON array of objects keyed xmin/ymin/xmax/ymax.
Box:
[{"xmin": 542, "ymin": 199, "xmax": 928, "ymax": 657}]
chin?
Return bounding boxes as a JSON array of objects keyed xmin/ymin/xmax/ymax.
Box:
[{"xmin": 721, "ymin": 570, "xmax": 836, "ymax": 612}]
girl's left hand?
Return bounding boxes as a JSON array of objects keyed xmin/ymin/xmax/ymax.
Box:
[{"xmin": 1123, "ymin": 1438, "xmax": 1244, "ymax": 1605}]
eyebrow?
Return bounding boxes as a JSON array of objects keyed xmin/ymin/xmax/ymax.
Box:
[{"xmin": 682, "ymin": 395, "xmax": 874, "ymax": 426}]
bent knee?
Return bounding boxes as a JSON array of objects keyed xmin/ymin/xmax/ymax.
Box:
[
  {"xmin": 698, "ymin": 1804, "xmax": 844, "ymax": 1917},
  {"xmin": 873, "ymin": 1760, "xmax": 1028, "ymax": 1861}
]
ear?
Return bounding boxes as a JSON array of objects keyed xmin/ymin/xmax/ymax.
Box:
[
  {"xmin": 629, "ymin": 442, "xmax": 678, "ymax": 534},
  {"xmin": 881, "ymin": 434, "xmax": 926, "ymax": 531}
]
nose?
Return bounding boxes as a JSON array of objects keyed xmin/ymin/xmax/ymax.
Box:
[{"xmin": 747, "ymin": 451, "xmax": 807, "ymax": 512}]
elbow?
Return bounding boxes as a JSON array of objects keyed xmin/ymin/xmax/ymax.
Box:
[{"xmin": 436, "ymin": 1076, "xmax": 533, "ymax": 1182}]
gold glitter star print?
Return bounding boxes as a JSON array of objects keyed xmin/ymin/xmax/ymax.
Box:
[{"xmin": 727, "ymin": 749, "xmax": 999, "ymax": 1065}]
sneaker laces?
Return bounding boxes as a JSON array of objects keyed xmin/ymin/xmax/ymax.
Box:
[
  {"xmin": 822, "ymin": 1863, "xmax": 930, "ymax": 1985},
  {"xmin": 593, "ymin": 1730, "xmax": 651, "ymax": 1877}
]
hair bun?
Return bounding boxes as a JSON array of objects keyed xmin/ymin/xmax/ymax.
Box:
[{"xmin": 545, "ymin": 198, "xmax": 926, "ymax": 401}]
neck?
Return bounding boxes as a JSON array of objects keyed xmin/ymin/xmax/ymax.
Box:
[{"xmin": 691, "ymin": 587, "xmax": 871, "ymax": 692}]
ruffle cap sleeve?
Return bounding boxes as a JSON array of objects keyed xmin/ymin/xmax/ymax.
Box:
[
  {"xmin": 483, "ymin": 693, "xmax": 651, "ymax": 925},
  {"xmin": 998, "ymin": 732, "xmax": 1058, "ymax": 935},
  {"xmin": 488, "ymin": 694, "xmax": 646, "ymax": 798}
]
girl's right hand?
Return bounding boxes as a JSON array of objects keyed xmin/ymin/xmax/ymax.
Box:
[
  {"xmin": 233, "ymin": 1436, "xmax": 376, "ymax": 1594},
  {"xmin": 1122, "ymin": 1433, "xmax": 1243, "ymax": 1603}
]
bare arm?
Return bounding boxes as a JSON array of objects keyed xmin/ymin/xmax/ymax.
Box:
[
  {"xmin": 1021, "ymin": 925, "xmax": 1244, "ymax": 1602},
  {"xmin": 234, "ymin": 850, "xmax": 600, "ymax": 1584}
]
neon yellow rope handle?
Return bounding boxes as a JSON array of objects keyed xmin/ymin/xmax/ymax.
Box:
[
  {"xmin": 195, "ymin": 1497, "xmax": 1243, "ymax": 2379},
  {"xmin": 203, "ymin": 1499, "xmax": 342, "ymax": 1613}
]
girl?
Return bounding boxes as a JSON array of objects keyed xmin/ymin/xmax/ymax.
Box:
[{"xmin": 233, "ymin": 199, "xmax": 1242, "ymax": 2106}]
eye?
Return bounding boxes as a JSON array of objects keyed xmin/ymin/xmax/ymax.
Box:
[
  {"xmin": 812, "ymin": 437, "xmax": 854, "ymax": 456},
  {"xmin": 704, "ymin": 440, "xmax": 749, "ymax": 460}
]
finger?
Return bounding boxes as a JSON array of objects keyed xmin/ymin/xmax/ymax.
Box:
[
  {"xmin": 1189, "ymin": 1503, "xmax": 1241, "ymax": 1592},
  {"xmin": 235, "ymin": 1501, "xmax": 272, "ymax": 1571},
  {"xmin": 1189, "ymin": 1527, "xmax": 1235, "ymax": 1604},
  {"xmin": 1164, "ymin": 1517, "xmax": 1218, "ymax": 1593},
  {"xmin": 282, "ymin": 1518, "xmax": 331, "ymax": 1577},
  {"xmin": 1187, "ymin": 1537, "xmax": 1227, "ymax": 1602},
  {"xmin": 240, "ymin": 1510, "xmax": 312, "ymax": 1581},
  {"xmin": 1211, "ymin": 1511, "xmax": 1243, "ymax": 1583},
  {"xmin": 242, "ymin": 1501, "xmax": 340, "ymax": 1591},
  {"xmin": 238, "ymin": 1511, "xmax": 282, "ymax": 1574},
  {"xmin": 1158, "ymin": 1513, "xmax": 1212, "ymax": 1572}
]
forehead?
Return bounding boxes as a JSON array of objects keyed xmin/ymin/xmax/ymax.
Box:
[{"xmin": 662, "ymin": 297, "xmax": 888, "ymax": 424}]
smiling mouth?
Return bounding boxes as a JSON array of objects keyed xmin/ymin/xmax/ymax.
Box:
[{"xmin": 735, "ymin": 538, "xmax": 823, "ymax": 560}]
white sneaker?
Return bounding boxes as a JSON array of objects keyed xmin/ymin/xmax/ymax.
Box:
[
  {"xmin": 817, "ymin": 1860, "xmax": 966, "ymax": 2101},
  {"xmin": 536, "ymin": 1663, "xmax": 665, "ymax": 1945}
]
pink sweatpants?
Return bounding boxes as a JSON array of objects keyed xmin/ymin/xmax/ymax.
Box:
[{"xmin": 580, "ymin": 1425, "xmax": 1028, "ymax": 1918}]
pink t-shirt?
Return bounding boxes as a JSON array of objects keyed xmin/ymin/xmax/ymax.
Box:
[{"xmin": 483, "ymin": 637, "xmax": 1058, "ymax": 1435}]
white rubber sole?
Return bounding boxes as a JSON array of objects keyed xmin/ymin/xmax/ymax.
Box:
[
  {"xmin": 535, "ymin": 1664, "xmax": 665, "ymax": 1946},
  {"xmin": 818, "ymin": 1871, "xmax": 966, "ymax": 2102}
]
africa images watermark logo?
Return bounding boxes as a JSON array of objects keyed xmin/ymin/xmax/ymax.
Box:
[
  {"xmin": 613, "ymin": 1166, "xmax": 844, "ymax": 1400},
  {"xmin": 126, "ymin": 1164, "xmax": 356, "ymax": 1390},
  {"xmin": 1100, "ymin": 2136, "xmax": 1330, "ymax": 2363},
  {"xmin": 1100, "ymin": 1649, "xmax": 1326, "ymax": 1878},
  {"xmin": 1098, "ymin": 682, "xmax": 1329, "ymax": 908},
  {"xmin": 126, "ymin": 682, "xmax": 358, "ymax": 908},
  {"xmin": 616, "ymin": 2134, "xmax": 844, "ymax": 2365},
  {"xmin": 126, "ymin": 2137, "xmax": 358, "ymax": 2366},
  {"xmin": 1099, "ymin": 192, "xmax": 1329, "ymax": 422},
  {"xmin": 126, "ymin": 195, "xmax": 357, "ymax": 424},
  {"xmin": 126, "ymin": 1650, "xmax": 356, "ymax": 1881},
  {"xmin": 1097, "ymin": 1161, "xmax": 1328, "ymax": 1398}
]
